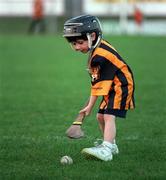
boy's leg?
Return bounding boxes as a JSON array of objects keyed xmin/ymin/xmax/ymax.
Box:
[
  {"xmin": 96, "ymin": 113, "xmax": 105, "ymax": 135},
  {"xmin": 103, "ymin": 114, "xmax": 119, "ymax": 155},
  {"xmin": 103, "ymin": 114, "xmax": 116, "ymax": 143},
  {"xmin": 82, "ymin": 113, "xmax": 118, "ymax": 161},
  {"xmin": 95, "ymin": 113, "xmax": 116, "ymax": 148}
]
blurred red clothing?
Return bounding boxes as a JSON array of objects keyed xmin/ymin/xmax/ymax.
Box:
[
  {"xmin": 33, "ymin": 0, "xmax": 43, "ymax": 20},
  {"xmin": 134, "ymin": 7, "xmax": 143, "ymax": 26},
  {"xmin": 28, "ymin": 0, "xmax": 45, "ymax": 34}
]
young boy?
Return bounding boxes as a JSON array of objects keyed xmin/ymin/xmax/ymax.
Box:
[{"xmin": 63, "ymin": 15, "xmax": 135, "ymax": 161}]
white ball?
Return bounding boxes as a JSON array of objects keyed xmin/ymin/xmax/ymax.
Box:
[{"xmin": 60, "ymin": 155, "xmax": 73, "ymax": 165}]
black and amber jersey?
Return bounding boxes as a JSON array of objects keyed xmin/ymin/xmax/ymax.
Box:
[{"xmin": 89, "ymin": 39, "xmax": 135, "ymax": 110}]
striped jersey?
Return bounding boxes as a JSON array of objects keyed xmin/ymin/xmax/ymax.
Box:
[{"xmin": 88, "ymin": 39, "xmax": 135, "ymax": 110}]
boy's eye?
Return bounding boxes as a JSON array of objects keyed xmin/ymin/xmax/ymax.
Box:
[
  {"xmin": 71, "ymin": 40, "xmax": 84, "ymax": 46},
  {"xmin": 77, "ymin": 41, "xmax": 84, "ymax": 44}
]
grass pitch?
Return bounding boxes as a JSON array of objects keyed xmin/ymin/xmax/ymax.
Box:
[{"xmin": 0, "ymin": 35, "xmax": 166, "ymax": 180}]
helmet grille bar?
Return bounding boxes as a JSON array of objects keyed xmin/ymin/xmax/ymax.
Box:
[{"xmin": 64, "ymin": 23, "xmax": 83, "ymax": 26}]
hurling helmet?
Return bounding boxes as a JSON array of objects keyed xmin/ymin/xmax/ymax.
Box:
[
  {"xmin": 63, "ymin": 14, "xmax": 102, "ymax": 37},
  {"xmin": 63, "ymin": 14, "xmax": 102, "ymax": 50}
]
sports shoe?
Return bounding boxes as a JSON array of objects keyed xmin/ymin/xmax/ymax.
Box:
[
  {"xmin": 94, "ymin": 139, "xmax": 119, "ymax": 155},
  {"xmin": 81, "ymin": 141, "xmax": 113, "ymax": 161},
  {"xmin": 111, "ymin": 143, "xmax": 119, "ymax": 155}
]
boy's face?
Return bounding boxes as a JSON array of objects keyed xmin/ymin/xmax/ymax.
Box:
[{"xmin": 70, "ymin": 39, "xmax": 89, "ymax": 53}]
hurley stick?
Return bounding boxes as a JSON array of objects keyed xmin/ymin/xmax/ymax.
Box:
[
  {"xmin": 66, "ymin": 112, "xmax": 85, "ymax": 139},
  {"xmin": 66, "ymin": 100, "xmax": 89, "ymax": 139}
]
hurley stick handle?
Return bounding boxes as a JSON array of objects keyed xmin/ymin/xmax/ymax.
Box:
[
  {"xmin": 72, "ymin": 99, "xmax": 89, "ymax": 125},
  {"xmin": 75, "ymin": 113, "xmax": 85, "ymax": 122}
]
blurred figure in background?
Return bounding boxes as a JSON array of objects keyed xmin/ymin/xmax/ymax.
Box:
[
  {"xmin": 134, "ymin": 6, "xmax": 143, "ymax": 34},
  {"xmin": 28, "ymin": 0, "xmax": 46, "ymax": 34}
]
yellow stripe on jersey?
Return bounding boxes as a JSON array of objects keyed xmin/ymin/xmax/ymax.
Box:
[
  {"xmin": 99, "ymin": 96, "xmax": 109, "ymax": 109},
  {"xmin": 91, "ymin": 80, "xmax": 113, "ymax": 96},
  {"xmin": 92, "ymin": 47, "xmax": 125, "ymax": 69},
  {"xmin": 100, "ymin": 40, "xmax": 117, "ymax": 52},
  {"xmin": 113, "ymin": 76, "xmax": 122, "ymax": 109}
]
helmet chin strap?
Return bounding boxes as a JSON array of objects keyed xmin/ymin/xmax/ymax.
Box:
[
  {"xmin": 87, "ymin": 33, "xmax": 102, "ymax": 52},
  {"xmin": 87, "ymin": 33, "xmax": 92, "ymax": 50}
]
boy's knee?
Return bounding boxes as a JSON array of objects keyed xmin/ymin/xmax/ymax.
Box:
[{"xmin": 97, "ymin": 113, "xmax": 104, "ymax": 122}]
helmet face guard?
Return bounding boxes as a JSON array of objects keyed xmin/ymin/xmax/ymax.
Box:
[
  {"xmin": 63, "ymin": 15, "xmax": 102, "ymax": 50},
  {"xmin": 63, "ymin": 23, "xmax": 83, "ymax": 37}
]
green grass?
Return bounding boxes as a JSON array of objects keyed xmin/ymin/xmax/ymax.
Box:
[{"xmin": 0, "ymin": 35, "xmax": 166, "ymax": 180}]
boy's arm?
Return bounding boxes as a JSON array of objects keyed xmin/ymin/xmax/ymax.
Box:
[
  {"xmin": 66, "ymin": 96, "xmax": 97, "ymax": 139},
  {"xmin": 79, "ymin": 95, "xmax": 98, "ymax": 116},
  {"xmin": 74, "ymin": 99, "xmax": 89, "ymax": 122}
]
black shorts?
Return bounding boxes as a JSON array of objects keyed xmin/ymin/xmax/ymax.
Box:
[{"xmin": 98, "ymin": 109, "xmax": 127, "ymax": 118}]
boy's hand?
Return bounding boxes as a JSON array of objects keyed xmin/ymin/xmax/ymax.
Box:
[{"xmin": 79, "ymin": 106, "xmax": 92, "ymax": 116}]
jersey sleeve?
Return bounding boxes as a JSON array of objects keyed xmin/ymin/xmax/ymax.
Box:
[{"xmin": 90, "ymin": 55, "xmax": 118, "ymax": 96}]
